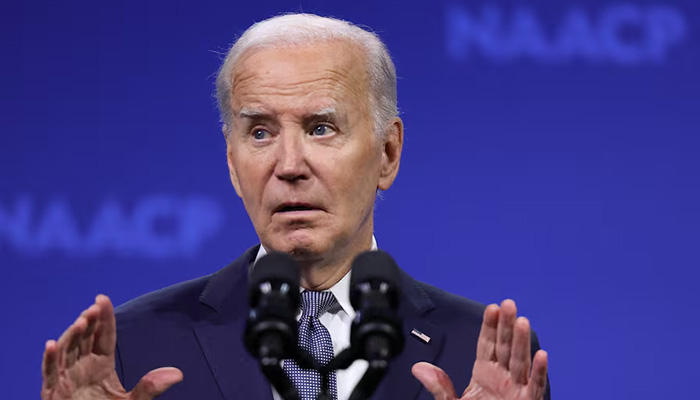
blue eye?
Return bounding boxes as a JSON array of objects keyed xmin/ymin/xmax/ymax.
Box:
[
  {"xmin": 253, "ymin": 129, "xmax": 270, "ymax": 140},
  {"xmin": 312, "ymin": 125, "xmax": 333, "ymax": 136}
]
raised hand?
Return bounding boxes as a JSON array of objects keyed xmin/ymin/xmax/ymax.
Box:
[
  {"xmin": 41, "ymin": 295, "xmax": 183, "ymax": 400},
  {"xmin": 412, "ymin": 299, "xmax": 548, "ymax": 400}
]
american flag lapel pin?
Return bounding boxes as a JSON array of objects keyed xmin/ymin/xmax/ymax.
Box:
[{"xmin": 411, "ymin": 328, "xmax": 431, "ymax": 343}]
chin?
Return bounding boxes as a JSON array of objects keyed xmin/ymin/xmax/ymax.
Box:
[{"xmin": 267, "ymin": 231, "xmax": 328, "ymax": 260}]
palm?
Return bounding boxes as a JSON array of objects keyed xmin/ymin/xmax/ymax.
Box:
[
  {"xmin": 462, "ymin": 359, "xmax": 536, "ymax": 400},
  {"xmin": 44, "ymin": 352, "xmax": 125, "ymax": 400},
  {"xmin": 413, "ymin": 300, "xmax": 548, "ymax": 400},
  {"xmin": 41, "ymin": 295, "xmax": 182, "ymax": 400}
]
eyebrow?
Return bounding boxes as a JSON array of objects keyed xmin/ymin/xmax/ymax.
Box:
[
  {"xmin": 237, "ymin": 108, "xmax": 273, "ymax": 120},
  {"xmin": 237, "ymin": 107, "xmax": 338, "ymax": 121},
  {"xmin": 304, "ymin": 107, "xmax": 338, "ymax": 124},
  {"xmin": 309, "ymin": 107, "xmax": 337, "ymax": 118}
]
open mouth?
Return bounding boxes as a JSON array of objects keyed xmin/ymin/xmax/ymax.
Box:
[{"xmin": 274, "ymin": 203, "xmax": 319, "ymax": 213}]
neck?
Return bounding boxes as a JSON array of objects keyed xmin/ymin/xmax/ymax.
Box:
[
  {"xmin": 296, "ymin": 230, "xmax": 374, "ymax": 291},
  {"xmin": 299, "ymin": 262, "xmax": 351, "ymax": 291}
]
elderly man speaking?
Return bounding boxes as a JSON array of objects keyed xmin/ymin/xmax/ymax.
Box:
[{"xmin": 41, "ymin": 13, "xmax": 550, "ymax": 400}]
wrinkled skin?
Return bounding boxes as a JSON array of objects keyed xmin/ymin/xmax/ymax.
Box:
[
  {"xmin": 412, "ymin": 300, "xmax": 548, "ymax": 400},
  {"xmin": 41, "ymin": 295, "xmax": 182, "ymax": 400},
  {"xmin": 225, "ymin": 41, "xmax": 403, "ymax": 290}
]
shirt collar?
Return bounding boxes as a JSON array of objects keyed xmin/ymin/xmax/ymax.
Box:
[{"xmin": 254, "ymin": 235, "xmax": 378, "ymax": 317}]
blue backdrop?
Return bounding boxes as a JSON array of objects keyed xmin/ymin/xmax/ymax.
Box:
[{"xmin": 2, "ymin": 1, "xmax": 699, "ymax": 398}]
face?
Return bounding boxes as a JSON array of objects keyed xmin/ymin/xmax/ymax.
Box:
[{"xmin": 225, "ymin": 40, "xmax": 402, "ymax": 265}]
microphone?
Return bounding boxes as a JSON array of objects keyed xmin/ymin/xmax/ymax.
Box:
[
  {"xmin": 349, "ymin": 250, "xmax": 405, "ymax": 362},
  {"xmin": 334, "ymin": 250, "xmax": 405, "ymax": 400},
  {"xmin": 244, "ymin": 252, "xmax": 303, "ymax": 400}
]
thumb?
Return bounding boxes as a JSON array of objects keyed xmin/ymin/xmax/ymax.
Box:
[
  {"xmin": 130, "ymin": 367, "xmax": 183, "ymax": 400},
  {"xmin": 411, "ymin": 362, "xmax": 457, "ymax": 400}
]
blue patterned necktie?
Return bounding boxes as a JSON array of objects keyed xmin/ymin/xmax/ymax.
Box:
[{"xmin": 283, "ymin": 291, "xmax": 338, "ymax": 400}]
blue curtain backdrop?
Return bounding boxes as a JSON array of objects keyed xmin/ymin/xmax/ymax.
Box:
[{"xmin": 2, "ymin": 1, "xmax": 698, "ymax": 398}]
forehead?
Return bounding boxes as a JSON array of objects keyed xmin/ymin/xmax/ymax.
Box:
[{"xmin": 230, "ymin": 40, "xmax": 370, "ymax": 115}]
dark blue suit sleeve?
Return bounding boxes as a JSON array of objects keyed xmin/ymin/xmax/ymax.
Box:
[{"xmin": 115, "ymin": 342, "xmax": 125, "ymax": 388}]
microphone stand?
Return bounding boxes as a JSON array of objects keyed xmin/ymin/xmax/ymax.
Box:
[
  {"xmin": 348, "ymin": 359, "xmax": 388, "ymax": 400},
  {"xmin": 255, "ymin": 332, "xmax": 322, "ymax": 400},
  {"xmin": 256, "ymin": 332, "xmax": 300, "ymax": 400},
  {"xmin": 317, "ymin": 372, "xmax": 333, "ymax": 400},
  {"xmin": 317, "ymin": 348, "xmax": 356, "ymax": 400},
  {"xmin": 261, "ymin": 361, "xmax": 299, "ymax": 400},
  {"xmin": 315, "ymin": 342, "xmax": 391, "ymax": 400},
  {"xmin": 347, "ymin": 333, "xmax": 393, "ymax": 400}
]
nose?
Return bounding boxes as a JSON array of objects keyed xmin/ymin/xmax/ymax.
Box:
[{"xmin": 274, "ymin": 130, "xmax": 311, "ymax": 182}]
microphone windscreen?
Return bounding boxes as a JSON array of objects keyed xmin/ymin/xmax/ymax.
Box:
[
  {"xmin": 250, "ymin": 251, "xmax": 300, "ymax": 288},
  {"xmin": 350, "ymin": 250, "xmax": 401, "ymax": 308}
]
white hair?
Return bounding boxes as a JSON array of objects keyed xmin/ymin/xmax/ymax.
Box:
[{"xmin": 215, "ymin": 13, "xmax": 398, "ymax": 138}]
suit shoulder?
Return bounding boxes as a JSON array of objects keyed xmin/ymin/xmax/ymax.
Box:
[
  {"xmin": 114, "ymin": 247, "xmax": 257, "ymax": 326},
  {"xmin": 414, "ymin": 280, "xmax": 486, "ymax": 325},
  {"xmin": 114, "ymin": 274, "xmax": 212, "ymax": 323}
]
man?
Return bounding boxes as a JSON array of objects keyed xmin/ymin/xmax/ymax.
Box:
[{"xmin": 41, "ymin": 13, "xmax": 550, "ymax": 400}]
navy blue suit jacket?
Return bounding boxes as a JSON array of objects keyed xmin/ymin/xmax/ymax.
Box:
[{"xmin": 115, "ymin": 246, "xmax": 551, "ymax": 399}]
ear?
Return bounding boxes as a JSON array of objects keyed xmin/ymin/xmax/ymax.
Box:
[
  {"xmin": 378, "ymin": 116, "xmax": 404, "ymax": 191},
  {"xmin": 224, "ymin": 127, "xmax": 243, "ymax": 198}
]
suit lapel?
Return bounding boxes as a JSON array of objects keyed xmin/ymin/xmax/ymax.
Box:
[
  {"xmin": 193, "ymin": 246, "xmax": 274, "ymax": 400},
  {"xmin": 372, "ymin": 270, "xmax": 445, "ymax": 400},
  {"xmin": 191, "ymin": 247, "xmax": 443, "ymax": 400}
]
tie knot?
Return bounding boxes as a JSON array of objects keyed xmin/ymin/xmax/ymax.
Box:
[{"xmin": 300, "ymin": 291, "xmax": 337, "ymax": 319}]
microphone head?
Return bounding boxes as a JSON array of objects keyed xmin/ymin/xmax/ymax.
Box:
[
  {"xmin": 245, "ymin": 251, "xmax": 300, "ymax": 360},
  {"xmin": 249, "ymin": 251, "xmax": 300, "ymax": 307},
  {"xmin": 350, "ymin": 250, "xmax": 402, "ymax": 310}
]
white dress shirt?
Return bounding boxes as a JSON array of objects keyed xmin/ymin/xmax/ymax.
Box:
[{"xmin": 254, "ymin": 237, "xmax": 376, "ymax": 400}]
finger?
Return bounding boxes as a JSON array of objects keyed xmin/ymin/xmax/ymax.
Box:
[
  {"xmin": 79, "ymin": 304, "xmax": 100, "ymax": 357},
  {"xmin": 508, "ymin": 317, "xmax": 532, "ymax": 384},
  {"xmin": 93, "ymin": 294, "xmax": 117, "ymax": 355},
  {"xmin": 528, "ymin": 350, "xmax": 548, "ymax": 400},
  {"xmin": 55, "ymin": 314, "xmax": 86, "ymax": 370},
  {"xmin": 476, "ymin": 304, "xmax": 499, "ymax": 361},
  {"xmin": 56, "ymin": 297, "xmax": 99, "ymax": 366},
  {"xmin": 54, "ymin": 319, "xmax": 73, "ymax": 369},
  {"xmin": 65, "ymin": 316, "xmax": 88, "ymax": 368},
  {"xmin": 42, "ymin": 340, "xmax": 59, "ymax": 390},
  {"xmin": 495, "ymin": 299, "xmax": 517, "ymax": 368},
  {"xmin": 411, "ymin": 362, "xmax": 457, "ymax": 400},
  {"xmin": 130, "ymin": 367, "xmax": 184, "ymax": 400}
]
